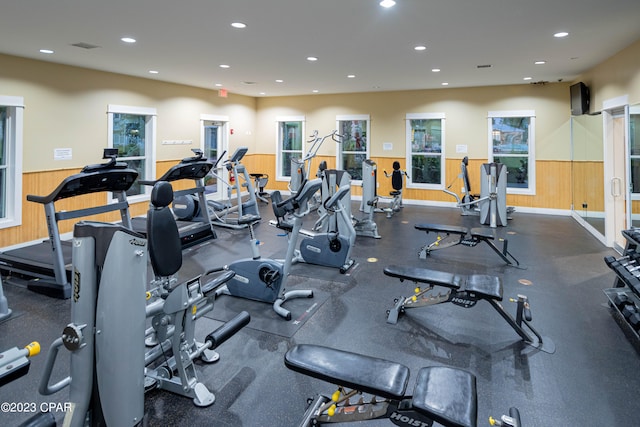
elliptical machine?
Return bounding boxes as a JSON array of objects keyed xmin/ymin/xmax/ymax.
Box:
[
  {"xmin": 175, "ymin": 147, "xmax": 261, "ymax": 230},
  {"xmin": 217, "ymin": 179, "xmax": 322, "ymax": 320}
]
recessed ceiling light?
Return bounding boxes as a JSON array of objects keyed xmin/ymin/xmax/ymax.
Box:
[
  {"xmin": 380, "ymin": 0, "xmax": 396, "ymax": 8},
  {"xmin": 441, "ymin": 82, "xmax": 449, "ymax": 86},
  {"xmin": 312, "ymin": 89, "xmax": 319, "ymax": 93},
  {"xmin": 231, "ymin": 22, "xmax": 247, "ymax": 29},
  {"xmin": 414, "ymin": 45, "xmax": 426, "ymax": 51},
  {"xmin": 431, "ymin": 68, "xmax": 441, "ymax": 72},
  {"xmin": 554, "ymin": 32, "xmax": 569, "ymax": 38},
  {"xmin": 307, "ymin": 56, "xmax": 318, "ymax": 61},
  {"xmin": 219, "ymin": 64, "xmax": 230, "ymax": 68},
  {"xmin": 149, "ymin": 70, "xmax": 159, "ymax": 74},
  {"xmin": 347, "ymin": 74, "xmax": 356, "ymax": 78},
  {"xmin": 275, "ymin": 79, "xmax": 284, "ymax": 83},
  {"xmin": 121, "ymin": 37, "xmax": 136, "ymax": 43},
  {"xmin": 534, "ymin": 60, "xmax": 546, "ymax": 65},
  {"xmin": 523, "ymin": 77, "xmax": 533, "ymax": 81},
  {"xmin": 39, "ymin": 49, "xmax": 54, "ymax": 54},
  {"xmin": 214, "ymin": 83, "xmax": 223, "ymax": 87},
  {"xmin": 259, "ymin": 92, "xmax": 266, "ymax": 95}
]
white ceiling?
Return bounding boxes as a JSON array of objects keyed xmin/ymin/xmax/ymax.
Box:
[{"xmin": 2, "ymin": 0, "xmax": 640, "ymax": 98}]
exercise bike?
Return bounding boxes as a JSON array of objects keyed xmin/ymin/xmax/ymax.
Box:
[{"xmin": 216, "ymin": 178, "xmax": 322, "ymax": 320}]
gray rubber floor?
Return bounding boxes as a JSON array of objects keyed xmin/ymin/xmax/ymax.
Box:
[{"xmin": 1, "ymin": 202, "xmax": 637, "ymax": 427}]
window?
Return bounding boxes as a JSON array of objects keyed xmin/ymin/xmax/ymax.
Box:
[
  {"xmin": 488, "ymin": 110, "xmax": 535, "ymax": 194},
  {"xmin": 107, "ymin": 105, "xmax": 156, "ymax": 200},
  {"xmin": 276, "ymin": 116, "xmax": 304, "ymax": 180},
  {"xmin": 406, "ymin": 113, "xmax": 445, "ymax": 188},
  {"xmin": 0, "ymin": 96, "xmax": 24, "ymax": 229},
  {"xmin": 337, "ymin": 115, "xmax": 369, "ymax": 181}
]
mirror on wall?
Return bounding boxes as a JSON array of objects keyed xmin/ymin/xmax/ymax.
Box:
[
  {"xmin": 630, "ymin": 104, "xmax": 640, "ymax": 228},
  {"xmin": 571, "ymin": 113, "xmax": 605, "ymax": 237}
]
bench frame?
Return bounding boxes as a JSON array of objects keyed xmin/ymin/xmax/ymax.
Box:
[
  {"xmin": 415, "ymin": 223, "xmax": 521, "ymax": 268},
  {"xmin": 384, "ymin": 265, "xmax": 555, "ymax": 354},
  {"xmin": 285, "ymin": 344, "xmax": 480, "ymax": 427}
]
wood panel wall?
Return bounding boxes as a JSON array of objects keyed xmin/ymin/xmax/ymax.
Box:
[{"xmin": 0, "ymin": 156, "xmax": 576, "ymax": 248}]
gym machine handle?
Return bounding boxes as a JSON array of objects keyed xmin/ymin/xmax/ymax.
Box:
[
  {"xmin": 489, "ymin": 406, "xmax": 522, "ymax": 426},
  {"xmin": 205, "ymin": 311, "xmax": 251, "ymax": 350},
  {"xmin": 0, "ymin": 342, "xmax": 40, "ymax": 387}
]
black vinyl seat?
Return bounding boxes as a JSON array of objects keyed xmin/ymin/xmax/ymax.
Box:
[{"xmin": 147, "ymin": 181, "xmax": 182, "ymax": 277}]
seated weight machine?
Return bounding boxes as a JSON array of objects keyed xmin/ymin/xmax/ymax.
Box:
[
  {"xmin": 383, "ymin": 264, "xmax": 554, "ymax": 353},
  {"xmin": 376, "ymin": 161, "xmax": 409, "ymax": 218},
  {"xmin": 285, "ymin": 344, "xmax": 523, "ymax": 427},
  {"xmin": 39, "ymin": 182, "xmax": 249, "ymax": 426},
  {"xmin": 354, "ymin": 159, "xmax": 381, "ymax": 239},
  {"xmin": 217, "ymin": 179, "xmax": 322, "ymax": 319},
  {"xmin": 443, "ymin": 157, "xmax": 514, "ymax": 228}
]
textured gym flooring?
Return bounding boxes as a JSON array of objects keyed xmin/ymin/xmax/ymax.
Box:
[{"xmin": 2, "ymin": 202, "xmax": 639, "ymax": 426}]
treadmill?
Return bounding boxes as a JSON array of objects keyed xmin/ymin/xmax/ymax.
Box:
[
  {"xmin": 131, "ymin": 149, "xmax": 217, "ymax": 248},
  {"xmin": 0, "ymin": 149, "xmax": 138, "ymax": 299}
]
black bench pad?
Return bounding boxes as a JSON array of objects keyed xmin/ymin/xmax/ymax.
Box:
[
  {"xmin": 415, "ymin": 223, "xmax": 469, "ymax": 235},
  {"xmin": 384, "ymin": 265, "xmax": 502, "ymax": 301},
  {"xmin": 469, "ymin": 227, "xmax": 495, "ymax": 240},
  {"xmin": 464, "ymin": 275, "xmax": 502, "ymax": 300},
  {"xmin": 384, "ymin": 265, "xmax": 462, "ymax": 290},
  {"xmin": 284, "ymin": 344, "xmax": 410, "ymax": 400},
  {"xmin": 412, "ymin": 367, "xmax": 477, "ymax": 427}
]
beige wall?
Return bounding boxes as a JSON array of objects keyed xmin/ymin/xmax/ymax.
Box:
[
  {"xmin": 2, "ymin": 33, "xmax": 640, "ymax": 246},
  {"xmin": 576, "ymin": 38, "xmax": 640, "ymax": 109},
  {"xmin": 0, "ymin": 54, "xmax": 257, "ymax": 172},
  {"xmin": 256, "ymin": 83, "xmax": 572, "ymax": 161}
]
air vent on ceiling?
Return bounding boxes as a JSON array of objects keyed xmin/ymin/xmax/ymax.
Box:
[
  {"xmin": 71, "ymin": 42, "xmax": 101, "ymax": 50},
  {"xmin": 476, "ymin": 64, "xmax": 492, "ymax": 69}
]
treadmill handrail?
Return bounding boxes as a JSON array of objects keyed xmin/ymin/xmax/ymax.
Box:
[
  {"xmin": 139, "ymin": 160, "xmax": 213, "ymax": 186},
  {"xmin": 26, "ymin": 169, "xmax": 138, "ymax": 205}
]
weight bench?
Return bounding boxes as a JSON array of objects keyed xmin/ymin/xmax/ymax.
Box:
[
  {"xmin": 384, "ymin": 265, "xmax": 555, "ymax": 354},
  {"xmin": 285, "ymin": 344, "xmax": 483, "ymax": 427},
  {"xmin": 415, "ymin": 223, "xmax": 521, "ymax": 267}
]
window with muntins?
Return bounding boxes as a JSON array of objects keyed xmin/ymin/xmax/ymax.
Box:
[
  {"xmin": 276, "ymin": 117, "xmax": 304, "ymax": 180},
  {"xmin": 406, "ymin": 113, "xmax": 445, "ymax": 188},
  {"xmin": 0, "ymin": 96, "xmax": 24, "ymax": 229},
  {"xmin": 107, "ymin": 105, "xmax": 156, "ymax": 200},
  {"xmin": 337, "ymin": 115, "xmax": 369, "ymax": 181},
  {"xmin": 488, "ymin": 110, "xmax": 535, "ymax": 194}
]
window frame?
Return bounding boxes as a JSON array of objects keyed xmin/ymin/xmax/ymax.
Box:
[
  {"xmin": 405, "ymin": 112, "xmax": 446, "ymax": 189},
  {"xmin": 0, "ymin": 95, "xmax": 24, "ymax": 230},
  {"xmin": 107, "ymin": 104, "xmax": 156, "ymax": 203},
  {"xmin": 488, "ymin": 110, "xmax": 536, "ymax": 195},
  {"xmin": 275, "ymin": 116, "xmax": 305, "ymax": 182},
  {"xmin": 336, "ymin": 114, "xmax": 370, "ymax": 183}
]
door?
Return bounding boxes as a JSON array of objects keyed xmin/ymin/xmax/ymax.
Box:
[
  {"xmin": 604, "ymin": 106, "xmax": 630, "ymax": 252},
  {"xmin": 201, "ymin": 118, "xmax": 229, "ymax": 202}
]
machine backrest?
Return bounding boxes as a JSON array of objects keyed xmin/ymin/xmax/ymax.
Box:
[
  {"xmin": 147, "ymin": 181, "xmax": 182, "ymax": 277},
  {"xmin": 461, "ymin": 156, "xmax": 472, "ymax": 194},
  {"xmin": 391, "ymin": 161, "xmax": 403, "ymax": 191}
]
